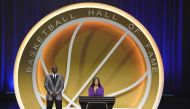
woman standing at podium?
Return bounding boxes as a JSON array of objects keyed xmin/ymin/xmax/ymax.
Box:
[{"xmin": 88, "ymin": 77, "xmax": 104, "ymax": 97}]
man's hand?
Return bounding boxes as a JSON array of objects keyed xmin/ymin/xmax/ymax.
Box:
[
  {"xmin": 54, "ymin": 92, "xmax": 58, "ymax": 97},
  {"xmin": 51, "ymin": 92, "xmax": 58, "ymax": 98}
]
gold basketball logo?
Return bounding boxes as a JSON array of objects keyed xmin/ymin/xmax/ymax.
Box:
[{"xmin": 14, "ymin": 3, "xmax": 164, "ymax": 109}]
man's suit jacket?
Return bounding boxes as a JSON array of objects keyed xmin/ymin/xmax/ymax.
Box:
[{"xmin": 44, "ymin": 73, "xmax": 64, "ymax": 101}]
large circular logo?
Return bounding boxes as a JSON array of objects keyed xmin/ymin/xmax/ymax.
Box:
[{"xmin": 14, "ymin": 3, "xmax": 164, "ymax": 109}]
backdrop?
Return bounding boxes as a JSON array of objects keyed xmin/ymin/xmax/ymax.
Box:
[{"xmin": 0, "ymin": 0, "xmax": 184, "ymax": 95}]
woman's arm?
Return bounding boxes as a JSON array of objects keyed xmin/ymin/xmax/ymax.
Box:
[
  {"xmin": 88, "ymin": 87, "xmax": 93, "ymax": 96},
  {"xmin": 99, "ymin": 87, "xmax": 104, "ymax": 97},
  {"xmin": 102, "ymin": 87, "xmax": 104, "ymax": 96}
]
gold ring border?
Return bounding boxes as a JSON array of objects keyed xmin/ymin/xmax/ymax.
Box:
[{"xmin": 14, "ymin": 2, "xmax": 164, "ymax": 109}]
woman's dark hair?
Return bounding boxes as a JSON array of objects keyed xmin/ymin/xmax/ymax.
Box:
[{"xmin": 90, "ymin": 77, "xmax": 102, "ymax": 87}]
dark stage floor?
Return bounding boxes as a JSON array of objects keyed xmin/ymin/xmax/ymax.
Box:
[{"xmin": 0, "ymin": 93, "xmax": 189, "ymax": 109}]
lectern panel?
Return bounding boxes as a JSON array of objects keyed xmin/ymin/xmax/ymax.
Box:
[{"xmin": 79, "ymin": 96, "xmax": 115, "ymax": 109}]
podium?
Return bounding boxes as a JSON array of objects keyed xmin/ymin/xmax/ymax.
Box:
[{"xmin": 79, "ymin": 96, "xmax": 115, "ymax": 109}]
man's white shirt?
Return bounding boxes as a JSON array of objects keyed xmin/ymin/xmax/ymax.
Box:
[{"xmin": 53, "ymin": 74, "xmax": 57, "ymax": 79}]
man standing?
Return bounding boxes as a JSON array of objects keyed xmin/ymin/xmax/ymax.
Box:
[{"xmin": 45, "ymin": 65, "xmax": 64, "ymax": 109}]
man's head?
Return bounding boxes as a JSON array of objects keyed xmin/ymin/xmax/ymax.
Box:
[{"xmin": 51, "ymin": 65, "xmax": 57, "ymax": 74}]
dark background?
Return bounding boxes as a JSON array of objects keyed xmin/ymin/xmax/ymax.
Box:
[{"xmin": 0, "ymin": 0, "xmax": 190, "ymax": 108}]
